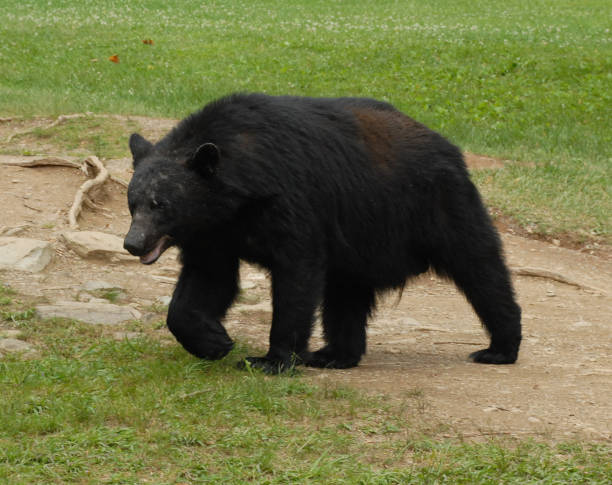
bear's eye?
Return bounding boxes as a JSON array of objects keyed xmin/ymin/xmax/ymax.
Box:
[{"xmin": 149, "ymin": 199, "xmax": 162, "ymax": 210}]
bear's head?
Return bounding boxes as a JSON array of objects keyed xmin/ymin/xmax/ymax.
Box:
[{"xmin": 123, "ymin": 133, "xmax": 230, "ymax": 264}]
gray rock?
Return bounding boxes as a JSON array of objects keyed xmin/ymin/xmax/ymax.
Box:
[
  {"xmin": 0, "ymin": 329, "xmax": 24, "ymax": 338},
  {"xmin": 36, "ymin": 301, "xmax": 141, "ymax": 325},
  {"xmin": 141, "ymin": 312, "xmax": 160, "ymax": 324},
  {"xmin": 0, "ymin": 237, "xmax": 53, "ymax": 272},
  {"xmin": 61, "ymin": 231, "xmax": 136, "ymax": 261},
  {"xmin": 0, "ymin": 338, "xmax": 36, "ymax": 355},
  {"xmin": 240, "ymin": 280, "xmax": 257, "ymax": 290},
  {"xmin": 155, "ymin": 295, "xmax": 172, "ymax": 306}
]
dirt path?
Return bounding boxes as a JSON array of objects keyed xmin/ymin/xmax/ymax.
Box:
[{"xmin": 0, "ymin": 117, "xmax": 610, "ymax": 443}]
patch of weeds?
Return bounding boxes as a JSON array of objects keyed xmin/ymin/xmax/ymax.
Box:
[
  {"xmin": 402, "ymin": 388, "xmax": 429, "ymax": 415},
  {"xmin": 99, "ymin": 289, "xmax": 122, "ymax": 303},
  {"xmin": 1, "ymin": 308, "xmax": 36, "ymax": 325},
  {"xmin": 0, "ymin": 284, "xmax": 15, "ymax": 297},
  {"xmin": 146, "ymin": 302, "xmax": 169, "ymax": 314},
  {"xmin": 121, "ymin": 320, "xmax": 146, "ymax": 333}
]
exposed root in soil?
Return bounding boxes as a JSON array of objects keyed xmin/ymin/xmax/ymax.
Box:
[
  {"xmin": 0, "ymin": 154, "xmax": 124, "ymax": 229},
  {"xmin": 1, "ymin": 156, "xmax": 88, "ymax": 172},
  {"xmin": 0, "ymin": 224, "xmax": 31, "ymax": 236},
  {"xmin": 510, "ymin": 266, "xmax": 605, "ymax": 294},
  {"xmin": 68, "ymin": 156, "xmax": 108, "ymax": 229}
]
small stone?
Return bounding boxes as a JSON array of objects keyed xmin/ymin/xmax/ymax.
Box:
[
  {"xmin": 141, "ymin": 312, "xmax": 159, "ymax": 324},
  {"xmin": 87, "ymin": 297, "xmax": 113, "ymax": 304},
  {"xmin": 155, "ymin": 295, "xmax": 172, "ymax": 306},
  {"xmin": 246, "ymin": 273, "xmax": 267, "ymax": 281},
  {"xmin": 552, "ymin": 239, "xmax": 561, "ymax": 246},
  {"xmin": 0, "ymin": 329, "xmax": 24, "ymax": 338},
  {"xmin": 128, "ymin": 306, "xmax": 142, "ymax": 319},
  {"xmin": 61, "ymin": 231, "xmax": 136, "ymax": 261},
  {"xmin": 528, "ymin": 416, "xmax": 541, "ymax": 423},
  {"xmin": 240, "ymin": 280, "xmax": 257, "ymax": 290},
  {"xmin": 0, "ymin": 237, "xmax": 53, "ymax": 272},
  {"xmin": 572, "ymin": 320, "xmax": 592, "ymax": 328},
  {"xmin": 400, "ymin": 317, "xmax": 421, "ymax": 326},
  {"xmin": 36, "ymin": 301, "xmax": 141, "ymax": 325},
  {"xmin": 0, "ymin": 338, "xmax": 36, "ymax": 355}
]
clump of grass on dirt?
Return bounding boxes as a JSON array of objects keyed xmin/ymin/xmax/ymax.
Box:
[
  {"xmin": 0, "ymin": 284, "xmax": 14, "ymax": 306},
  {"xmin": 1, "ymin": 283, "xmax": 610, "ymax": 483},
  {"xmin": 0, "ymin": 116, "xmax": 138, "ymax": 160}
]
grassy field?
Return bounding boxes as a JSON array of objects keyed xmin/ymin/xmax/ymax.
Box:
[
  {"xmin": 1, "ymin": 284, "xmax": 611, "ymax": 484},
  {"xmin": 0, "ymin": 0, "xmax": 610, "ymax": 241}
]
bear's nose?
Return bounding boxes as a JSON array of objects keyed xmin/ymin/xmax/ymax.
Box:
[
  {"xmin": 123, "ymin": 238, "xmax": 142, "ymax": 256},
  {"xmin": 123, "ymin": 228, "xmax": 146, "ymax": 256}
]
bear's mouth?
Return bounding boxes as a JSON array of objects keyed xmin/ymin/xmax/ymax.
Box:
[{"xmin": 140, "ymin": 235, "xmax": 174, "ymax": 265}]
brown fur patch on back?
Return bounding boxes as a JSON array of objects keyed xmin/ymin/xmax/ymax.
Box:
[{"xmin": 352, "ymin": 108, "xmax": 424, "ymax": 167}]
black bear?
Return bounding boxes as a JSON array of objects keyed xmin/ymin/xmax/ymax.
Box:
[{"xmin": 124, "ymin": 93, "xmax": 521, "ymax": 373}]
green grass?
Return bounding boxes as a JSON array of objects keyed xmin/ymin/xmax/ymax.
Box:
[
  {"xmin": 0, "ymin": 0, "xmax": 610, "ymax": 241},
  {"xmin": 0, "ymin": 284, "xmax": 611, "ymax": 483},
  {"xmin": 0, "ymin": 284, "xmax": 14, "ymax": 306}
]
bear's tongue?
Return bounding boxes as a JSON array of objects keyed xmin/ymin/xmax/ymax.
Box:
[{"xmin": 140, "ymin": 236, "xmax": 172, "ymax": 265}]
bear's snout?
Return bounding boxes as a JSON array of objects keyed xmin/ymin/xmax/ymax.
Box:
[{"xmin": 123, "ymin": 226, "xmax": 147, "ymax": 256}]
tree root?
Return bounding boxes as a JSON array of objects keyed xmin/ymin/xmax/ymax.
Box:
[
  {"xmin": 511, "ymin": 266, "xmax": 605, "ymax": 294},
  {"xmin": 1, "ymin": 155, "xmax": 128, "ymax": 188},
  {"xmin": 0, "ymin": 155, "xmax": 87, "ymax": 172},
  {"xmin": 68, "ymin": 156, "xmax": 108, "ymax": 229},
  {"xmin": 0, "ymin": 154, "xmax": 130, "ymax": 229}
]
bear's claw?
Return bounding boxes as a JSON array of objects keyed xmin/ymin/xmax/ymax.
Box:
[{"xmin": 469, "ymin": 348, "xmax": 518, "ymax": 365}]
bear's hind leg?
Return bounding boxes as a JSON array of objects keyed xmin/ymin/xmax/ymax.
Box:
[
  {"xmin": 167, "ymin": 256, "xmax": 239, "ymax": 360},
  {"xmin": 437, "ymin": 246, "xmax": 522, "ymax": 364},
  {"xmin": 306, "ymin": 273, "xmax": 375, "ymax": 369}
]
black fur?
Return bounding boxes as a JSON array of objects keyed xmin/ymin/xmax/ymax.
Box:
[{"xmin": 124, "ymin": 93, "xmax": 521, "ymax": 373}]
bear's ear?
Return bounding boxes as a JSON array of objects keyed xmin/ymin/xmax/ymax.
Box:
[
  {"xmin": 187, "ymin": 142, "xmax": 220, "ymax": 177},
  {"xmin": 129, "ymin": 133, "xmax": 154, "ymax": 166}
]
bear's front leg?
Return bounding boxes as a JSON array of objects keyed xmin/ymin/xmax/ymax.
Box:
[
  {"xmin": 167, "ymin": 258, "xmax": 239, "ymax": 360},
  {"xmin": 241, "ymin": 263, "xmax": 324, "ymax": 374}
]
